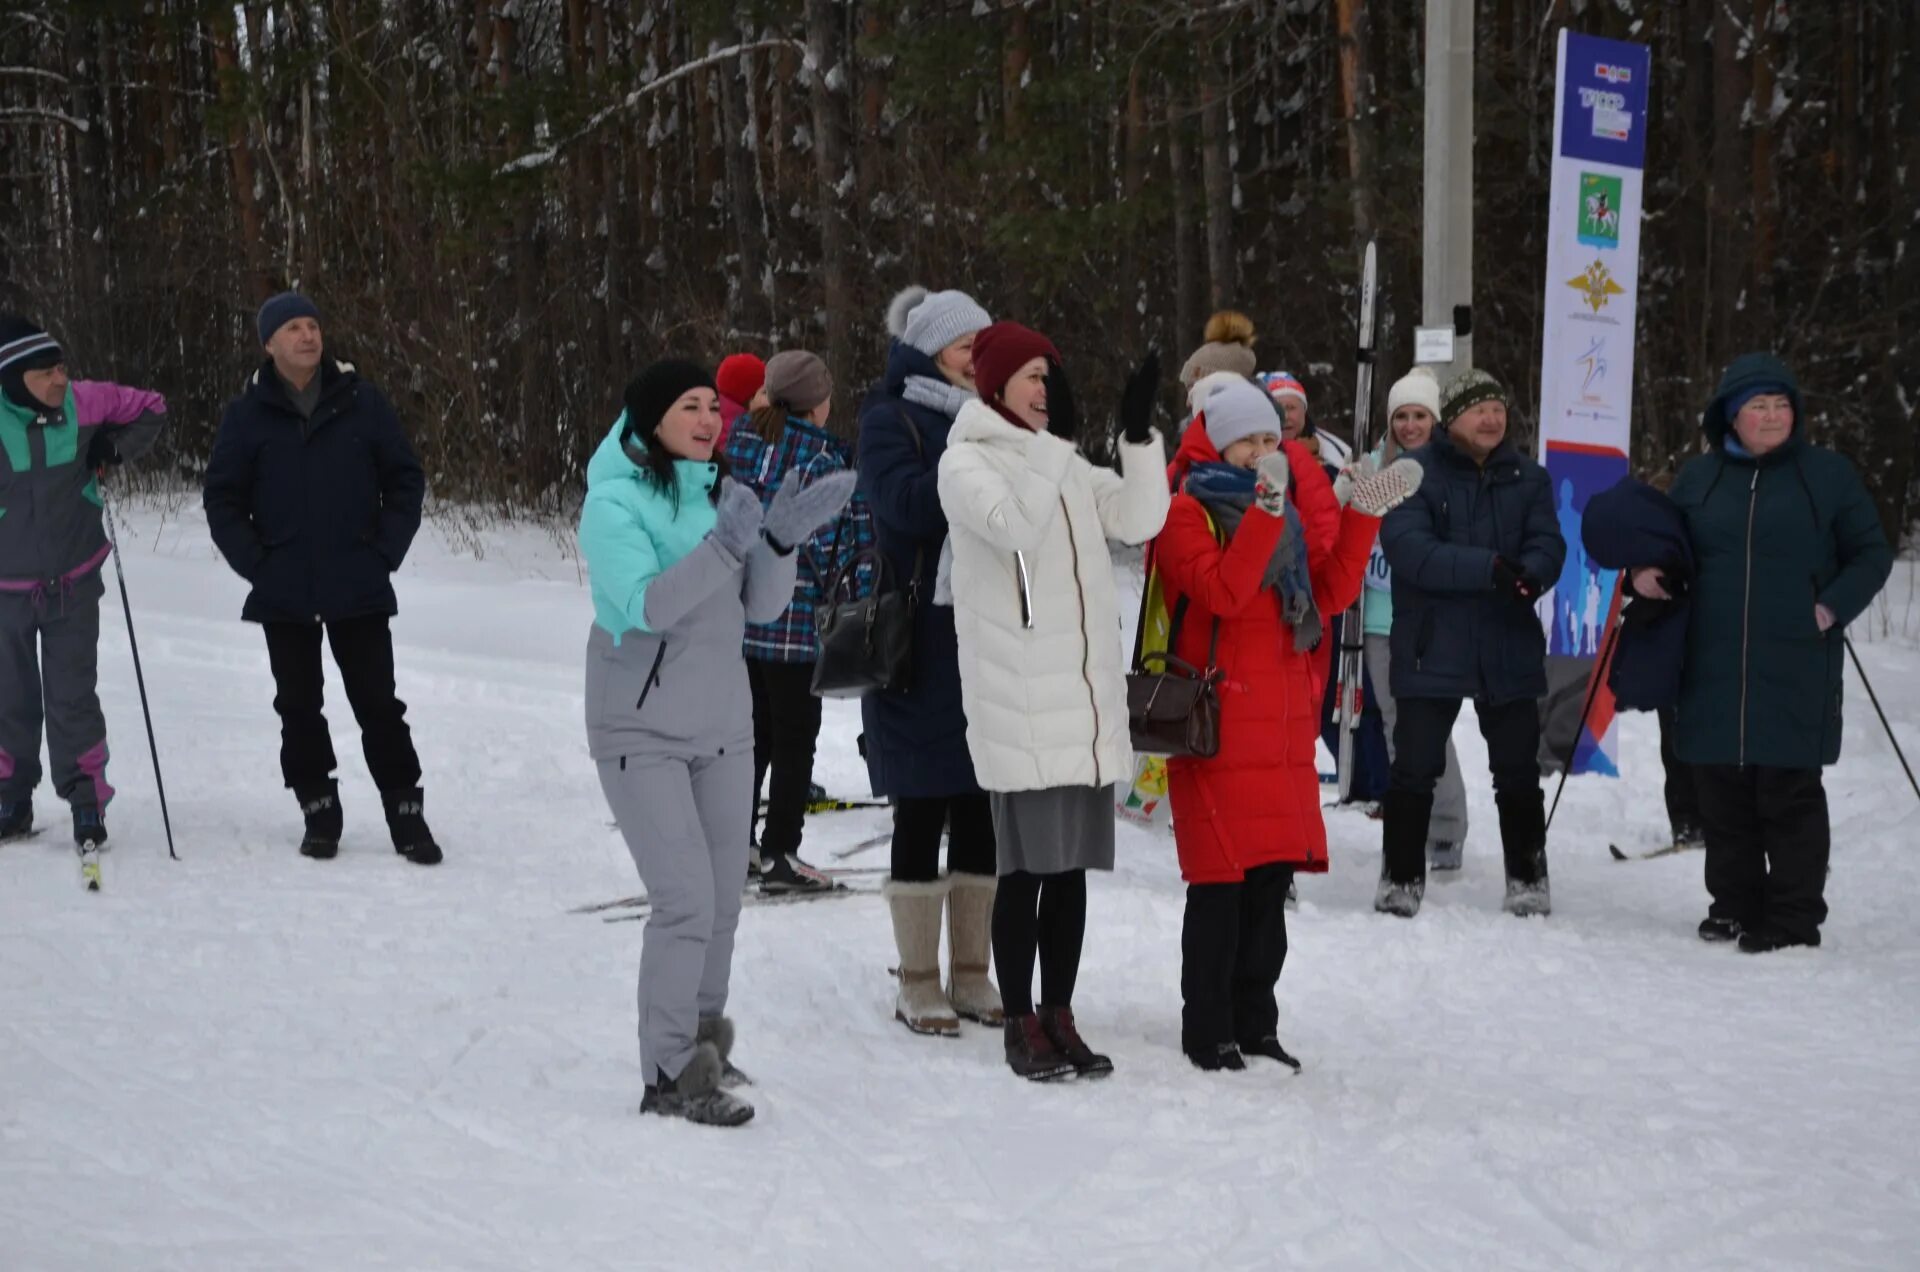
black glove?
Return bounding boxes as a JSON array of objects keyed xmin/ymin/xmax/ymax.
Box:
[
  {"xmin": 1491, "ymin": 555, "xmax": 1543, "ymax": 602},
  {"xmin": 1042, "ymin": 358, "xmax": 1078, "ymax": 441},
  {"xmin": 1118, "ymin": 349, "xmax": 1161, "ymax": 446},
  {"xmin": 86, "ymin": 430, "xmax": 122, "ymax": 470}
]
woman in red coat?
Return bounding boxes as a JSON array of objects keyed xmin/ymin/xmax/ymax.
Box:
[{"xmin": 1157, "ymin": 378, "xmax": 1419, "ymax": 1072}]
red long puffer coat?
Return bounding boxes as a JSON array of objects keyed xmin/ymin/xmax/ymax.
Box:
[{"xmin": 1158, "ymin": 419, "xmax": 1380, "ymax": 884}]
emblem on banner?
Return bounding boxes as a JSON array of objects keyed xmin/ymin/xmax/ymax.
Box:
[
  {"xmin": 1578, "ymin": 173, "xmax": 1622, "ymax": 249},
  {"xmin": 1574, "ymin": 337, "xmax": 1609, "ymax": 403},
  {"xmin": 1566, "ymin": 260, "xmax": 1625, "ymax": 314}
]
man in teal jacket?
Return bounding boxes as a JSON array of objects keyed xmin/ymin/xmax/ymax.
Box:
[{"xmin": 1647, "ymin": 353, "xmax": 1893, "ymax": 952}]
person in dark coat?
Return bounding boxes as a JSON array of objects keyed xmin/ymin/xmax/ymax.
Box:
[
  {"xmin": 856, "ymin": 285, "xmax": 1001, "ymax": 1038},
  {"xmin": 1633, "ymin": 353, "xmax": 1891, "ymax": 952},
  {"xmin": 1582, "ymin": 476, "xmax": 1705, "ymax": 852},
  {"xmin": 203, "ymin": 293, "xmax": 439, "ymax": 865},
  {"xmin": 1376, "ymin": 368, "xmax": 1566, "ymax": 919}
]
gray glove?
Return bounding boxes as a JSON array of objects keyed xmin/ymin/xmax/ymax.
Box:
[
  {"xmin": 1253, "ymin": 449, "xmax": 1290, "ymax": 517},
  {"xmin": 763, "ymin": 468, "xmax": 858, "ymax": 552},
  {"xmin": 711, "ymin": 477, "xmax": 765, "ymax": 560}
]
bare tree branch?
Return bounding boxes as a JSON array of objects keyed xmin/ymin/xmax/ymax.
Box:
[{"xmin": 495, "ymin": 37, "xmax": 805, "ymax": 177}]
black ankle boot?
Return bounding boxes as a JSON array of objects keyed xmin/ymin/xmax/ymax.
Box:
[
  {"xmin": 382, "ymin": 787, "xmax": 442, "ymax": 866},
  {"xmin": 296, "ymin": 781, "xmax": 342, "ymax": 859}
]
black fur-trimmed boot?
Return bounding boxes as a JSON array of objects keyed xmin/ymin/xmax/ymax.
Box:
[
  {"xmin": 382, "ymin": 787, "xmax": 442, "ymax": 866},
  {"xmin": 697, "ymin": 1015, "xmax": 751, "ymax": 1089},
  {"xmin": 296, "ymin": 781, "xmax": 342, "ymax": 860}
]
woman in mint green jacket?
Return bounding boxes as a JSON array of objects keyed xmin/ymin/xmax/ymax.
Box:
[
  {"xmin": 1360, "ymin": 367, "xmax": 1468, "ymax": 870},
  {"xmin": 577, "ymin": 359, "xmax": 853, "ymax": 1128}
]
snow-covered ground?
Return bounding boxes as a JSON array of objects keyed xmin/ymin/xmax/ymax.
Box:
[{"xmin": 4, "ymin": 501, "xmax": 1918, "ymax": 1271}]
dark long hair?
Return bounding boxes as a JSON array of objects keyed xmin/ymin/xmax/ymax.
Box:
[{"xmin": 621, "ymin": 414, "xmax": 729, "ymax": 511}]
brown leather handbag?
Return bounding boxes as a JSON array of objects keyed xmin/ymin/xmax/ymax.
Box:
[{"xmin": 1126, "ymin": 593, "xmax": 1223, "ymax": 759}]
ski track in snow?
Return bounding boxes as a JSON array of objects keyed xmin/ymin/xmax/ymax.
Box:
[{"xmin": 2, "ymin": 503, "xmax": 1917, "ymax": 1271}]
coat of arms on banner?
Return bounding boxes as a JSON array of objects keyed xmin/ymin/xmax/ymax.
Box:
[{"xmin": 1566, "ymin": 260, "xmax": 1626, "ymax": 313}]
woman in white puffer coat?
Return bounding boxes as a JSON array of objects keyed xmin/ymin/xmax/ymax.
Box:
[{"xmin": 937, "ymin": 321, "xmax": 1168, "ymax": 1083}]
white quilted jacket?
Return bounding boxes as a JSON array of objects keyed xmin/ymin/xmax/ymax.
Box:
[{"xmin": 936, "ymin": 400, "xmax": 1170, "ymax": 793}]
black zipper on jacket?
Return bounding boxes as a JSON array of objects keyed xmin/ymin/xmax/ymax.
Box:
[
  {"xmin": 1059, "ymin": 492, "xmax": 1103, "ymax": 783},
  {"xmin": 634, "ymin": 641, "xmax": 667, "ymax": 712}
]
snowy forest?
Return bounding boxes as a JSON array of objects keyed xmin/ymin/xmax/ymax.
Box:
[{"xmin": 2, "ymin": 1, "xmax": 1917, "ymax": 538}]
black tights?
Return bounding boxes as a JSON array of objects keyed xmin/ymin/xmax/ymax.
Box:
[{"xmin": 991, "ymin": 869, "xmax": 1087, "ymax": 1016}]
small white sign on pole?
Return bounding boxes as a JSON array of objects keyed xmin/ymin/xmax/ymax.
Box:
[{"xmin": 1413, "ymin": 327, "xmax": 1456, "ymax": 365}]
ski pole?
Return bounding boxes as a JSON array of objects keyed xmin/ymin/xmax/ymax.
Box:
[
  {"xmin": 1844, "ymin": 635, "xmax": 1920, "ymax": 803},
  {"xmin": 98, "ymin": 481, "xmax": 179, "ymax": 861},
  {"xmin": 1545, "ymin": 611, "xmax": 1622, "ymax": 839}
]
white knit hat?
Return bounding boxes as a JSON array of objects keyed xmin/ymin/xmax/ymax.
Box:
[
  {"xmin": 1386, "ymin": 366, "xmax": 1442, "ymax": 422},
  {"xmin": 1201, "ymin": 378, "xmax": 1283, "ymax": 454},
  {"xmin": 887, "ymin": 285, "xmax": 992, "ymax": 358}
]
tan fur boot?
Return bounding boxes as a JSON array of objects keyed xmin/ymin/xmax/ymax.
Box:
[
  {"xmin": 886, "ymin": 878, "xmax": 959, "ymax": 1036},
  {"xmin": 946, "ymin": 871, "xmax": 1004, "ymax": 1026}
]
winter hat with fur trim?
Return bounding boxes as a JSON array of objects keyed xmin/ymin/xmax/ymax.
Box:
[
  {"xmin": 888, "ymin": 285, "xmax": 993, "ymax": 358},
  {"xmin": 1202, "ymin": 378, "xmax": 1284, "ymax": 455},
  {"xmin": 1178, "ymin": 310, "xmax": 1258, "ymax": 388}
]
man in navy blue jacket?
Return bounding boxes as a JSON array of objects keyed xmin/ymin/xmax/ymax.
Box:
[
  {"xmin": 203, "ymin": 293, "xmax": 439, "ymax": 865},
  {"xmin": 1376, "ymin": 369, "xmax": 1565, "ymax": 919}
]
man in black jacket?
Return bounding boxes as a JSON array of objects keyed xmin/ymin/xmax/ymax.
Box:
[
  {"xmin": 203, "ymin": 293, "xmax": 440, "ymax": 864},
  {"xmin": 1376, "ymin": 368, "xmax": 1566, "ymax": 919}
]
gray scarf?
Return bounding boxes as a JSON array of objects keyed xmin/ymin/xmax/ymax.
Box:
[
  {"xmin": 1188, "ymin": 475, "xmax": 1323, "ymax": 654},
  {"xmin": 902, "ymin": 374, "xmax": 974, "ymax": 420}
]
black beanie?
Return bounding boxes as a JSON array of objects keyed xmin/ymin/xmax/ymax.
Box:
[
  {"xmin": 0, "ymin": 314, "xmax": 64, "ymax": 411},
  {"xmin": 622, "ymin": 360, "xmax": 717, "ymax": 444}
]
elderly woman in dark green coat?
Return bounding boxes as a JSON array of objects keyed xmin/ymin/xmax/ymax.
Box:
[{"xmin": 1634, "ymin": 354, "xmax": 1892, "ymax": 953}]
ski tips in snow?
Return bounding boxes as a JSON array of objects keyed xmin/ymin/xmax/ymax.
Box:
[{"xmin": 79, "ymin": 845, "xmax": 103, "ymax": 892}]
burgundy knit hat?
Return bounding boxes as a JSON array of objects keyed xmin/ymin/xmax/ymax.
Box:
[{"xmin": 971, "ymin": 322, "xmax": 1060, "ymax": 404}]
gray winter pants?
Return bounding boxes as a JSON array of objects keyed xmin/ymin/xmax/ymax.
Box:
[
  {"xmin": 1365, "ymin": 633, "xmax": 1467, "ymax": 846},
  {"xmin": 0, "ymin": 572, "xmax": 111, "ymax": 808},
  {"xmin": 598, "ymin": 748, "xmax": 753, "ymax": 1083}
]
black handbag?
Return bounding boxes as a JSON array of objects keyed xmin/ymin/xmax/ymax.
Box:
[
  {"xmin": 1126, "ymin": 593, "xmax": 1223, "ymax": 759},
  {"xmin": 811, "ymin": 546, "xmax": 917, "ymax": 698},
  {"xmin": 809, "ymin": 407, "xmax": 927, "ymax": 699}
]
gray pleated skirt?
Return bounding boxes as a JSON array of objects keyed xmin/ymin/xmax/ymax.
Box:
[{"xmin": 990, "ymin": 784, "xmax": 1117, "ymax": 876}]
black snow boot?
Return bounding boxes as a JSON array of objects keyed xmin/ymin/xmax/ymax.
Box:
[
  {"xmin": 1040, "ymin": 1004, "xmax": 1114, "ymax": 1079},
  {"xmin": 1002, "ymin": 1013, "xmax": 1075, "ymax": 1082},
  {"xmin": 0, "ymin": 798, "xmax": 32, "ymax": 842},
  {"xmin": 72, "ymin": 804, "xmax": 107, "ymax": 849},
  {"xmin": 1238, "ymin": 1034, "xmax": 1303, "ymax": 1072},
  {"xmin": 640, "ymin": 1042, "xmax": 754, "ymax": 1127},
  {"xmin": 382, "ymin": 787, "xmax": 442, "ymax": 866},
  {"xmin": 296, "ymin": 781, "xmax": 343, "ymax": 859},
  {"xmin": 1374, "ymin": 790, "xmax": 1431, "ymax": 918},
  {"xmin": 1738, "ymin": 928, "xmax": 1821, "ymax": 955},
  {"xmin": 1496, "ymin": 791, "xmax": 1551, "ymax": 917},
  {"xmin": 1697, "ymin": 917, "xmax": 1742, "ymax": 943},
  {"xmin": 1186, "ymin": 1041, "xmax": 1247, "ymax": 1072}
]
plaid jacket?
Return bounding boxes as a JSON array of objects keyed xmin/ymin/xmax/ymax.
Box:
[{"xmin": 725, "ymin": 416, "xmax": 875, "ymax": 663}]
